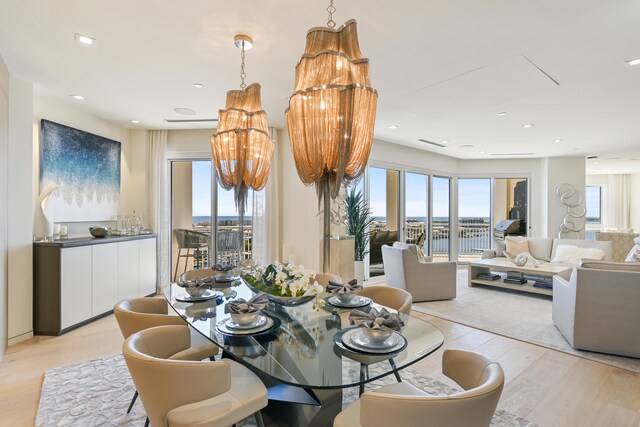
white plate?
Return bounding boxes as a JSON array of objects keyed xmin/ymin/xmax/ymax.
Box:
[
  {"xmin": 341, "ymin": 328, "xmax": 406, "ymax": 354},
  {"xmin": 327, "ymin": 295, "xmax": 372, "ymax": 308},
  {"xmin": 216, "ymin": 316, "xmax": 275, "ymax": 336},
  {"xmin": 174, "ymin": 289, "xmax": 223, "ymax": 302},
  {"xmin": 226, "ymin": 315, "xmax": 268, "ymax": 330}
]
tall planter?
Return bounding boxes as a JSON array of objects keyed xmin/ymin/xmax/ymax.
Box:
[
  {"xmin": 354, "ymin": 260, "xmax": 365, "ymax": 287},
  {"xmin": 345, "ymin": 187, "xmax": 373, "ymax": 284}
]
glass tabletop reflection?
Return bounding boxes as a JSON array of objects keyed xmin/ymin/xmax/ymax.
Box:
[{"xmin": 163, "ymin": 280, "xmax": 444, "ymax": 390}]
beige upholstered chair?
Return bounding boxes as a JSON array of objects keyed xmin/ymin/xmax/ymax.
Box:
[
  {"xmin": 114, "ymin": 298, "xmax": 218, "ymax": 415},
  {"xmin": 358, "ymin": 285, "xmax": 412, "ymax": 315},
  {"xmin": 315, "ymin": 272, "xmax": 342, "ymax": 289},
  {"xmin": 334, "ymin": 349, "xmax": 504, "ymax": 427},
  {"xmin": 382, "ymin": 243, "xmax": 456, "ymax": 302},
  {"xmin": 123, "ymin": 325, "xmax": 268, "ymax": 427},
  {"xmin": 553, "ymin": 261, "xmax": 640, "ymax": 358}
]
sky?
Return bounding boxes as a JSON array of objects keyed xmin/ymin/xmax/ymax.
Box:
[
  {"xmin": 190, "ymin": 161, "xmax": 252, "ymax": 217},
  {"xmin": 585, "ymin": 186, "xmax": 601, "ymax": 220}
]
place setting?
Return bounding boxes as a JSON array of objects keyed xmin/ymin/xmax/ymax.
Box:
[
  {"xmin": 216, "ymin": 293, "xmax": 280, "ymax": 337},
  {"xmin": 334, "ymin": 307, "xmax": 407, "ymax": 355},
  {"xmin": 174, "ymin": 279, "xmax": 224, "ymax": 303},
  {"xmin": 325, "ymin": 279, "xmax": 372, "ymax": 309}
]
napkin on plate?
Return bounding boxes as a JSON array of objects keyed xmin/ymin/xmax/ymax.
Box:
[
  {"xmin": 349, "ymin": 307, "xmax": 404, "ymax": 331},
  {"xmin": 225, "ymin": 293, "xmax": 269, "ymax": 314},
  {"xmin": 326, "ymin": 278, "xmax": 361, "ymax": 294}
]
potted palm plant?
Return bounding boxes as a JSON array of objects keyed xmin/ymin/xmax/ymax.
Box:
[{"xmin": 345, "ymin": 187, "xmax": 374, "ymax": 285}]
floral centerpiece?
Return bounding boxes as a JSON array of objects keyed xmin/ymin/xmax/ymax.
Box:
[{"xmin": 241, "ymin": 262, "xmax": 324, "ymax": 309}]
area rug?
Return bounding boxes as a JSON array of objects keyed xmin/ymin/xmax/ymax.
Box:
[
  {"xmin": 36, "ymin": 354, "xmax": 536, "ymax": 426},
  {"xmin": 411, "ymin": 266, "xmax": 640, "ymax": 373}
]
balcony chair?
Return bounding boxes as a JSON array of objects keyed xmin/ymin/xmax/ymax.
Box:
[
  {"xmin": 174, "ymin": 229, "xmax": 209, "ymax": 281},
  {"xmin": 334, "ymin": 349, "xmax": 505, "ymax": 427},
  {"xmin": 381, "ymin": 243, "xmax": 457, "ymax": 302},
  {"xmin": 123, "ymin": 325, "xmax": 267, "ymax": 427},
  {"xmin": 114, "ymin": 298, "xmax": 218, "ymax": 417},
  {"xmin": 214, "ymin": 230, "xmax": 242, "ymax": 265}
]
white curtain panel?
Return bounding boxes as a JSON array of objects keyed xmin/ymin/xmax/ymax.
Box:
[
  {"xmin": 252, "ymin": 128, "xmax": 280, "ymax": 264},
  {"xmin": 149, "ymin": 130, "xmax": 170, "ymax": 290},
  {"xmin": 606, "ymin": 174, "xmax": 631, "ymax": 230}
]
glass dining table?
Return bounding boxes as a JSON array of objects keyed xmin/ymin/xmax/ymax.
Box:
[{"xmin": 163, "ymin": 279, "xmax": 444, "ymax": 426}]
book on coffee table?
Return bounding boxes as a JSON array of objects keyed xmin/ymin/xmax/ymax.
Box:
[
  {"xmin": 477, "ymin": 273, "xmax": 501, "ymax": 281},
  {"xmin": 503, "ymin": 277, "xmax": 528, "ymax": 284}
]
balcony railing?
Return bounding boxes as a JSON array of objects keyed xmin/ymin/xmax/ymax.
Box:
[{"xmin": 399, "ymin": 221, "xmax": 492, "ymax": 261}]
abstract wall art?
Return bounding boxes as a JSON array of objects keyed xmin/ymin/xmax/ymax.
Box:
[{"xmin": 40, "ymin": 120, "xmax": 121, "ymax": 221}]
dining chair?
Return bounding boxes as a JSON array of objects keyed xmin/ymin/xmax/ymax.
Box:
[
  {"xmin": 334, "ymin": 349, "xmax": 505, "ymax": 427},
  {"xmin": 114, "ymin": 297, "xmax": 218, "ymax": 416},
  {"xmin": 315, "ymin": 272, "xmax": 342, "ymax": 289},
  {"xmin": 357, "ymin": 285, "xmax": 412, "ymax": 315},
  {"xmin": 123, "ymin": 325, "xmax": 268, "ymax": 427}
]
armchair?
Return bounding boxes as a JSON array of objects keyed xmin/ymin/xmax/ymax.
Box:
[
  {"xmin": 553, "ymin": 261, "xmax": 640, "ymax": 358},
  {"xmin": 382, "ymin": 243, "xmax": 456, "ymax": 302}
]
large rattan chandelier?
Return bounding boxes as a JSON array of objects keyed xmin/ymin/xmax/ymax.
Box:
[
  {"xmin": 286, "ymin": 1, "xmax": 377, "ymax": 269},
  {"xmin": 211, "ymin": 35, "xmax": 274, "ymax": 258}
]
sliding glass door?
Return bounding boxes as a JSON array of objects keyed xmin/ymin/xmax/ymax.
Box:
[
  {"xmin": 404, "ymin": 172, "xmax": 429, "ymax": 254},
  {"xmin": 432, "ymin": 176, "xmax": 451, "ymax": 262},
  {"xmin": 368, "ymin": 167, "xmax": 400, "ymax": 276},
  {"xmin": 457, "ymin": 178, "xmax": 491, "ymax": 262}
]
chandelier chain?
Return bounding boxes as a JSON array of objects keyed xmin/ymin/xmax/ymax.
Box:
[
  {"xmin": 240, "ymin": 43, "xmax": 247, "ymax": 90},
  {"xmin": 326, "ymin": 0, "xmax": 336, "ymax": 28}
]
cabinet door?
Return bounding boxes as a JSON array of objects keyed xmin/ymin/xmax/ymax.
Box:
[
  {"xmin": 92, "ymin": 243, "xmax": 119, "ymax": 315},
  {"xmin": 139, "ymin": 238, "xmax": 157, "ymax": 296},
  {"xmin": 117, "ymin": 241, "xmax": 140, "ymax": 301},
  {"xmin": 60, "ymin": 246, "xmax": 93, "ymax": 329}
]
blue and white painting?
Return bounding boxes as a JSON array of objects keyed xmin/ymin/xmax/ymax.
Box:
[{"xmin": 40, "ymin": 120, "xmax": 121, "ymax": 221}]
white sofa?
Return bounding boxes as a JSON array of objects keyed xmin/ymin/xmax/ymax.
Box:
[
  {"xmin": 553, "ymin": 260, "xmax": 640, "ymax": 358},
  {"xmin": 481, "ymin": 237, "xmax": 613, "ymax": 268},
  {"xmin": 381, "ymin": 243, "xmax": 457, "ymax": 302}
]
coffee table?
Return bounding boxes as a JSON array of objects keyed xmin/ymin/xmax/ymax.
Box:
[{"xmin": 468, "ymin": 258, "xmax": 572, "ymax": 296}]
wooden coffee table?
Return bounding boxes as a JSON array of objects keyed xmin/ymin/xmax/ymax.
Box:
[{"xmin": 468, "ymin": 258, "xmax": 572, "ymax": 296}]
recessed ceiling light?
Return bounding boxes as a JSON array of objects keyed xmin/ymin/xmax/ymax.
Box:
[
  {"xmin": 194, "ymin": 83, "xmax": 204, "ymax": 89},
  {"xmin": 498, "ymin": 112, "xmax": 507, "ymax": 116},
  {"xmin": 388, "ymin": 125, "xmax": 399, "ymax": 129},
  {"xmin": 522, "ymin": 124, "xmax": 535, "ymax": 128},
  {"xmin": 129, "ymin": 120, "xmax": 140, "ymax": 124},
  {"xmin": 71, "ymin": 95, "xmax": 85, "ymax": 100},
  {"xmin": 441, "ymin": 140, "xmax": 449, "ymax": 144},
  {"xmin": 479, "ymin": 151, "xmax": 486, "ymax": 154},
  {"xmin": 173, "ymin": 107, "xmax": 197, "ymax": 115},
  {"xmin": 459, "ymin": 144, "xmax": 474, "ymax": 149},
  {"xmin": 626, "ymin": 58, "xmax": 640, "ymax": 66},
  {"xmin": 74, "ymin": 33, "xmax": 95, "ymax": 45},
  {"xmin": 553, "ymin": 139, "xmax": 563, "ymax": 143}
]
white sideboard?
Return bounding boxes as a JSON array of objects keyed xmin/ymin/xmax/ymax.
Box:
[{"xmin": 34, "ymin": 234, "xmax": 157, "ymax": 335}]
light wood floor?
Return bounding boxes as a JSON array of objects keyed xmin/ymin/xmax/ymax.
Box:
[{"xmin": 1, "ymin": 311, "xmax": 639, "ymax": 427}]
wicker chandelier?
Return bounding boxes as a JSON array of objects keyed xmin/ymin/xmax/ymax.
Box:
[
  {"xmin": 211, "ymin": 35, "xmax": 274, "ymax": 258},
  {"xmin": 286, "ymin": 1, "xmax": 377, "ymax": 269}
]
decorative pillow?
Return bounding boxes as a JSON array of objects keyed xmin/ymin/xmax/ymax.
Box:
[
  {"xmin": 505, "ymin": 236, "xmax": 530, "ymax": 257},
  {"xmin": 625, "ymin": 244, "xmax": 640, "ymax": 262},
  {"xmin": 551, "ymin": 245, "xmax": 605, "ymax": 264}
]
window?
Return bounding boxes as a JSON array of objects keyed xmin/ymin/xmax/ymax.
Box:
[{"xmin": 586, "ymin": 186, "xmax": 602, "ymax": 224}]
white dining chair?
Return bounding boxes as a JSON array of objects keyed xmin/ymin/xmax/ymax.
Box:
[
  {"xmin": 123, "ymin": 325, "xmax": 268, "ymax": 427},
  {"xmin": 334, "ymin": 349, "xmax": 505, "ymax": 427}
]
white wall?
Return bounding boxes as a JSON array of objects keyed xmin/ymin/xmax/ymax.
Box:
[
  {"xmin": 7, "ymin": 77, "xmax": 34, "ymax": 344},
  {"xmin": 0, "ymin": 55, "xmax": 9, "ymax": 359},
  {"xmin": 277, "ymin": 128, "xmax": 321, "ymax": 271},
  {"xmin": 167, "ymin": 128, "xmax": 214, "ymax": 158},
  {"xmin": 370, "ymin": 139, "xmax": 458, "ymax": 173}
]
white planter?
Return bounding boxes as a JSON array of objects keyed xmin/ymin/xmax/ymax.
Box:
[{"xmin": 354, "ymin": 260, "xmax": 365, "ymax": 287}]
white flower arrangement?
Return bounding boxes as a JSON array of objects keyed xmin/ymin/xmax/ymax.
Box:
[{"xmin": 242, "ymin": 262, "xmax": 325, "ymax": 310}]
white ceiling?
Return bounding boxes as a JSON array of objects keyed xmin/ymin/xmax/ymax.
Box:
[{"xmin": 1, "ymin": 0, "xmax": 639, "ymax": 171}]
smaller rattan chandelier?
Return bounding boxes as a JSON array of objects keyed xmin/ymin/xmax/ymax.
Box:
[{"xmin": 211, "ymin": 35, "xmax": 274, "ymax": 258}]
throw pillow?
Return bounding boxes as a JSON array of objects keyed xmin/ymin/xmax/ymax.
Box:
[
  {"xmin": 505, "ymin": 236, "xmax": 530, "ymax": 256},
  {"xmin": 624, "ymin": 244, "xmax": 640, "ymax": 262},
  {"xmin": 551, "ymin": 245, "xmax": 605, "ymax": 264}
]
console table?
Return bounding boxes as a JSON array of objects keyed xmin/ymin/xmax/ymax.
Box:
[
  {"xmin": 468, "ymin": 258, "xmax": 571, "ymax": 296},
  {"xmin": 33, "ymin": 234, "xmax": 157, "ymax": 335}
]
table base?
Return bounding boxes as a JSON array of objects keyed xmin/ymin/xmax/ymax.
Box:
[{"xmin": 262, "ymin": 385, "xmax": 342, "ymax": 427}]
